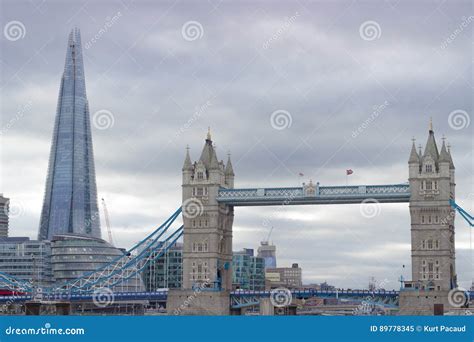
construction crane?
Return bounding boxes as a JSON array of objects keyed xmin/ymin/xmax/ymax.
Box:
[
  {"xmin": 101, "ymin": 198, "xmax": 115, "ymax": 245},
  {"xmin": 264, "ymin": 226, "xmax": 274, "ymax": 243}
]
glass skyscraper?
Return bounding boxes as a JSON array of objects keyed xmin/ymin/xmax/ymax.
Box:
[{"xmin": 38, "ymin": 28, "xmax": 101, "ymax": 240}]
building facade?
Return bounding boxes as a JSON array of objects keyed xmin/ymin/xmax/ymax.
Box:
[
  {"xmin": 51, "ymin": 234, "xmax": 144, "ymax": 292},
  {"xmin": 0, "ymin": 237, "xmax": 53, "ymax": 286},
  {"xmin": 257, "ymin": 241, "xmax": 276, "ymax": 268},
  {"xmin": 266, "ymin": 263, "xmax": 302, "ymax": 289},
  {"xmin": 141, "ymin": 242, "xmax": 182, "ymax": 291},
  {"xmin": 232, "ymin": 248, "xmax": 265, "ymax": 291},
  {"xmin": 0, "ymin": 195, "xmax": 9, "ymax": 238},
  {"xmin": 38, "ymin": 28, "xmax": 101, "ymax": 240}
]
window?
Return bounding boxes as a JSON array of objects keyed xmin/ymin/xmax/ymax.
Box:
[
  {"xmin": 427, "ymin": 240, "xmax": 433, "ymax": 249},
  {"xmin": 197, "ymin": 172, "xmax": 204, "ymax": 180},
  {"xmin": 425, "ymin": 164, "xmax": 433, "ymax": 173},
  {"xmin": 435, "ymin": 240, "xmax": 439, "ymax": 249},
  {"xmin": 426, "ymin": 181, "xmax": 432, "ymax": 190},
  {"xmin": 422, "ymin": 240, "xmax": 426, "ymax": 249},
  {"xmin": 421, "ymin": 216, "xmax": 425, "ymax": 224},
  {"xmin": 434, "ymin": 181, "xmax": 438, "ymax": 190}
]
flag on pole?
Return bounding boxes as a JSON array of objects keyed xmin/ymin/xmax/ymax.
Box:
[{"xmin": 346, "ymin": 169, "xmax": 353, "ymax": 175}]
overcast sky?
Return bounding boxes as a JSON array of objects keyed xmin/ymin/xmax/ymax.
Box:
[{"xmin": 1, "ymin": 0, "xmax": 472, "ymax": 290}]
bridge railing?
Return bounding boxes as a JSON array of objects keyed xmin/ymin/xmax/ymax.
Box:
[{"xmin": 217, "ymin": 184, "xmax": 410, "ymax": 205}]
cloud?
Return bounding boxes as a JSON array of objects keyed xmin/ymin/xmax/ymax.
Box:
[{"xmin": 1, "ymin": 0, "xmax": 472, "ymax": 289}]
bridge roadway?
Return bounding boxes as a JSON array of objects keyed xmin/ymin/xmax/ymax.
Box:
[
  {"xmin": 217, "ymin": 184, "xmax": 411, "ymax": 206},
  {"xmin": 0, "ymin": 289, "xmax": 402, "ymax": 306}
]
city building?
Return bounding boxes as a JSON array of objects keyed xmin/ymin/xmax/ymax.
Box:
[
  {"xmin": 0, "ymin": 194, "xmax": 9, "ymax": 238},
  {"xmin": 140, "ymin": 241, "xmax": 182, "ymax": 291},
  {"xmin": 257, "ymin": 241, "xmax": 276, "ymax": 268},
  {"xmin": 51, "ymin": 234, "xmax": 144, "ymax": 292},
  {"xmin": 38, "ymin": 28, "xmax": 101, "ymax": 241},
  {"xmin": 232, "ymin": 248, "xmax": 265, "ymax": 291},
  {"xmin": 266, "ymin": 263, "xmax": 302, "ymax": 289},
  {"xmin": 0, "ymin": 237, "xmax": 53, "ymax": 286}
]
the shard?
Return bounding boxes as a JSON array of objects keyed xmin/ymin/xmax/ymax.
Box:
[{"xmin": 38, "ymin": 28, "xmax": 101, "ymax": 240}]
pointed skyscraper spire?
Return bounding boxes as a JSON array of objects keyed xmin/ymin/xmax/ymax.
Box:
[{"xmin": 38, "ymin": 28, "xmax": 101, "ymax": 240}]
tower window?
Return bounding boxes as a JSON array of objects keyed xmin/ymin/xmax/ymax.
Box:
[
  {"xmin": 426, "ymin": 181, "xmax": 432, "ymax": 190},
  {"xmin": 197, "ymin": 172, "xmax": 204, "ymax": 180},
  {"xmin": 425, "ymin": 164, "xmax": 433, "ymax": 173},
  {"xmin": 427, "ymin": 240, "xmax": 433, "ymax": 249}
]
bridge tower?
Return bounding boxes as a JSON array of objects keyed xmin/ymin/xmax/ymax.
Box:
[
  {"xmin": 168, "ymin": 129, "xmax": 234, "ymax": 315},
  {"xmin": 400, "ymin": 121, "xmax": 457, "ymax": 314}
]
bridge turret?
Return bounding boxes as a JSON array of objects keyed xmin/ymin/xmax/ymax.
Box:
[
  {"xmin": 169, "ymin": 130, "xmax": 234, "ymax": 315},
  {"xmin": 182, "ymin": 146, "xmax": 193, "ymax": 184},
  {"xmin": 401, "ymin": 121, "xmax": 457, "ymax": 314},
  {"xmin": 225, "ymin": 153, "xmax": 234, "ymax": 188}
]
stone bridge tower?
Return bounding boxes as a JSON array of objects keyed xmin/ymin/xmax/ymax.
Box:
[
  {"xmin": 168, "ymin": 130, "xmax": 234, "ymax": 315},
  {"xmin": 400, "ymin": 121, "xmax": 457, "ymax": 315}
]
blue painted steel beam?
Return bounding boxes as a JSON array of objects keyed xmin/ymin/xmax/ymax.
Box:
[{"xmin": 217, "ymin": 184, "xmax": 411, "ymax": 206}]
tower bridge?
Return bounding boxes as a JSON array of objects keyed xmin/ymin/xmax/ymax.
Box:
[
  {"xmin": 0, "ymin": 123, "xmax": 465, "ymax": 316},
  {"xmin": 167, "ymin": 123, "xmax": 459, "ymax": 316}
]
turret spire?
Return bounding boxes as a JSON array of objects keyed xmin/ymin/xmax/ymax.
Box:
[{"xmin": 183, "ymin": 145, "xmax": 193, "ymax": 171}]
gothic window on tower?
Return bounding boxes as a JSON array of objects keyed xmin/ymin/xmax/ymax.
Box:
[
  {"xmin": 435, "ymin": 240, "xmax": 439, "ymax": 249},
  {"xmin": 428, "ymin": 262, "xmax": 434, "ymax": 280},
  {"xmin": 425, "ymin": 164, "xmax": 433, "ymax": 173},
  {"xmin": 426, "ymin": 181, "xmax": 432, "ymax": 190},
  {"xmin": 427, "ymin": 239, "xmax": 433, "ymax": 250},
  {"xmin": 197, "ymin": 171, "xmax": 204, "ymax": 180}
]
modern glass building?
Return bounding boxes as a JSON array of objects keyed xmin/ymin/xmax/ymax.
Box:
[
  {"xmin": 140, "ymin": 241, "xmax": 182, "ymax": 291},
  {"xmin": 0, "ymin": 195, "xmax": 9, "ymax": 238},
  {"xmin": 51, "ymin": 234, "xmax": 144, "ymax": 292},
  {"xmin": 38, "ymin": 28, "xmax": 101, "ymax": 240},
  {"xmin": 232, "ymin": 248, "xmax": 265, "ymax": 291},
  {"xmin": 257, "ymin": 241, "xmax": 277, "ymax": 269},
  {"xmin": 0, "ymin": 237, "xmax": 53, "ymax": 286}
]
